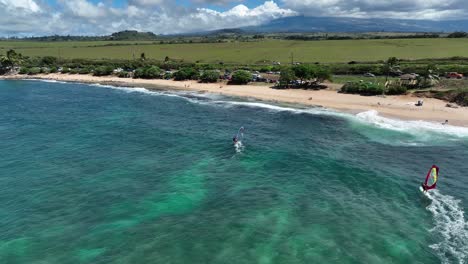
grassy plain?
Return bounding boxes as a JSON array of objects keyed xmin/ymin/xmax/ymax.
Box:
[
  {"xmin": 2, "ymin": 38, "xmax": 468, "ymax": 64},
  {"xmin": 331, "ymin": 75, "xmax": 399, "ymax": 84}
]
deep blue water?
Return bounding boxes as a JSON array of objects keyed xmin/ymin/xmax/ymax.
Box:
[{"xmin": 0, "ymin": 80, "xmax": 467, "ymax": 264}]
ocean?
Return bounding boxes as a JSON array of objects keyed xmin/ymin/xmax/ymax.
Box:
[{"xmin": 0, "ymin": 80, "xmax": 467, "ymax": 264}]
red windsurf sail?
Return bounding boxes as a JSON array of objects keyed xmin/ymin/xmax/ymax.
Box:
[{"xmin": 423, "ymin": 165, "xmax": 439, "ymax": 190}]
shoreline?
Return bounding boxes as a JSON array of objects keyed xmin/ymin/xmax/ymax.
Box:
[{"xmin": 2, "ymin": 73, "xmax": 468, "ymax": 127}]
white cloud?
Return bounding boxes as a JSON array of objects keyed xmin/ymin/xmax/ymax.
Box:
[
  {"xmin": 2, "ymin": 0, "xmax": 468, "ymax": 37},
  {"xmin": 128, "ymin": 0, "xmax": 167, "ymax": 6},
  {"xmin": 191, "ymin": 0, "xmax": 243, "ymax": 5},
  {"xmin": 0, "ymin": 0, "xmax": 41, "ymax": 13},
  {"xmin": 281, "ymin": 0, "xmax": 467, "ymax": 20},
  {"xmin": 61, "ymin": 0, "xmax": 108, "ymax": 18},
  {"xmin": 0, "ymin": 0, "xmax": 296, "ymax": 36}
]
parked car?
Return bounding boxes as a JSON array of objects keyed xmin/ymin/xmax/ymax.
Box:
[
  {"xmin": 363, "ymin": 73, "xmax": 375, "ymax": 77},
  {"xmin": 445, "ymin": 72, "xmax": 463, "ymax": 79}
]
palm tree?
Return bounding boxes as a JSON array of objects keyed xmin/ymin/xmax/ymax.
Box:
[
  {"xmin": 384, "ymin": 57, "xmax": 399, "ymax": 82},
  {"xmin": 420, "ymin": 63, "xmax": 439, "ymax": 88}
]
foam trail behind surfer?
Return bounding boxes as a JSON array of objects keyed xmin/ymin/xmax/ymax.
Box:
[{"xmin": 233, "ymin": 126, "xmax": 245, "ymax": 153}]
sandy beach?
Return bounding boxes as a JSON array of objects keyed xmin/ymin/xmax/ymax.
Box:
[{"xmin": 2, "ymin": 73, "xmax": 468, "ymax": 126}]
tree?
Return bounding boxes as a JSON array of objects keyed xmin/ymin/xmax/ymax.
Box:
[
  {"xmin": 279, "ymin": 67, "xmax": 295, "ymax": 88},
  {"xmin": 291, "ymin": 64, "xmax": 331, "ymax": 86},
  {"xmin": 315, "ymin": 67, "xmax": 332, "ymax": 83},
  {"xmin": 230, "ymin": 70, "xmax": 252, "ymax": 85},
  {"xmin": 134, "ymin": 66, "xmax": 162, "ymax": 79},
  {"xmin": 448, "ymin": 32, "xmax": 468, "ymax": 38},
  {"xmin": 0, "ymin": 55, "xmax": 9, "ymax": 73},
  {"xmin": 6, "ymin": 49, "xmax": 22, "ymax": 67},
  {"xmin": 292, "ymin": 64, "xmax": 313, "ymax": 82},
  {"xmin": 383, "ymin": 57, "xmax": 399, "ymax": 82},
  {"xmin": 144, "ymin": 66, "xmax": 161, "ymax": 78},
  {"xmin": 419, "ymin": 63, "xmax": 439, "ymax": 88},
  {"xmin": 173, "ymin": 67, "xmax": 199, "ymax": 81},
  {"xmin": 200, "ymin": 70, "xmax": 220, "ymax": 83},
  {"xmin": 93, "ymin": 66, "xmax": 114, "ymax": 76},
  {"xmin": 41, "ymin": 56, "xmax": 58, "ymax": 66}
]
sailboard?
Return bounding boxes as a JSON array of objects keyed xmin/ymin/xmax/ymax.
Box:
[
  {"xmin": 233, "ymin": 127, "xmax": 245, "ymax": 153},
  {"xmin": 420, "ymin": 165, "xmax": 439, "ymax": 193}
]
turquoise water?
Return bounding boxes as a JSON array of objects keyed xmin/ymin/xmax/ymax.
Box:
[{"xmin": 0, "ymin": 80, "xmax": 467, "ymax": 264}]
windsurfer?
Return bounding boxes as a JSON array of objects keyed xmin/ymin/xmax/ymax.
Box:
[{"xmin": 420, "ymin": 165, "xmax": 439, "ymax": 192}]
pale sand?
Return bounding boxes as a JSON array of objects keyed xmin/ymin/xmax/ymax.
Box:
[{"xmin": 2, "ymin": 73, "xmax": 468, "ymax": 126}]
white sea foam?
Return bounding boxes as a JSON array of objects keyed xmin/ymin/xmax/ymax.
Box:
[
  {"xmin": 426, "ymin": 190, "xmax": 468, "ymax": 264},
  {"xmin": 355, "ymin": 110, "xmax": 468, "ymax": 138},
  {"xmin": 52, "ymin": 81, "xmax": 468, "ymax": 140},
  {"xmin": 216, "ymin": 100, "xmax": 339, "ymax": 116},
  {"xmin": 90, "ymin": 83, "xmax": 187, "ymax": 99},
  {"xmin": 30, "ymin": 79, "xmax": 68, "ymax": 84},
  {"xmin": 219, "ymin": 102, "xmax": 468, "ymax": 139},
  {"xmin": 234, "ymin": 141, "xmax": 244, "ymax": 153}
]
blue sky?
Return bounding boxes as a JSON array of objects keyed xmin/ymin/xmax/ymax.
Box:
[{"xmin": 1, "ymin": 0, "xmax": 467, "ymax": 36}]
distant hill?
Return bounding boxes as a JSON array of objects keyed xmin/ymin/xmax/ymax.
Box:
[
  {"xmin": 108, "ymin": 30, "xmax": 158, "ymax": 40},
  {"xmin": 8, "ymin": 30, "xmax": 159, "ymax": 41},
  {"xmin": 241, "ymin": 16, "xmax": 468, "ymax": 33}
]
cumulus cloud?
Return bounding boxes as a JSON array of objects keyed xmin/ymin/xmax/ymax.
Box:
[
  {"xmin": 191, "ymin": 0, "xmax": 243, "ymax": 5},
  {"xmin": 281, "ymin": 0, "xmax": 468, "ymax": 20},
  {"xmin": 0, "ymin": 0, "xmax": 295, "ymax": 36},
  {"xmin": 2, "ymin": 0, "xmax": 467, "ymax": 37},
  {"xmin": 0, "ymin": 0, "xmax": 41, "ymax": 13},
  {"xmin": 128, "ymin": 0, "xmax": 167, "ymax": 6}
]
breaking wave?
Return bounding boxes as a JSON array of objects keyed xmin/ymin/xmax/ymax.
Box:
[{"xmin": 33, "ymin": 80, "xmax": 468, "ymax": 141}]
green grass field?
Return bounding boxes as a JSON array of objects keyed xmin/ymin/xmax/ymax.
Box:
[
  {"xmin": 332, "ymin": 75, "xmax": 398, "ymax": 84},
  {"xmin": 2, "ymin": 38, "xmax": 468, "ymax": 64}
]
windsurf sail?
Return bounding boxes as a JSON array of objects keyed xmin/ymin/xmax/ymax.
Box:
[
  {"xmin": 235, "ymin": 127, "xmax": 244, "ymax": 141},
  {"xmin": 423, "ymin": 165, "xmax": 439, "ymax": 190}
]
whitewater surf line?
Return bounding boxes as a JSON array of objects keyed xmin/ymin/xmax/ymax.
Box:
[{"xmin": 28, "ymin": 80, "xmax": 468, "ymax": 141}]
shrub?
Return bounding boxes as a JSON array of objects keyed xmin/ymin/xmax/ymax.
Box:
[
  {"xmin": 200, "ymin": 70, "xmax": 220, "ymax": 83},
  {"xmin": 28, "ymin": 67, "xmax": 41, "ymax": 75},
  {"xmin": 78, "ymin": 67, "xmax": 92, "ymax": 74},
  {"xmin": 163, "ymin": 72, "xmax": 173, "ymax": 79},
  {"xmin": 19, "ymin": 67, "xmax": 30, "ymax": 74},
  {"xmin": 134, "ymin": 68, "xmax": 144, "ymax": 78},
  {"xmin": 50, "ymin": 67, "xmax": 58, "ymax": 73},
  {"xmin": 279, "ymin": 67, "xmax": 295, "ymax": 88},
  {"xmin": 340, "ymin": 81, "xmax": 385, "ymax": 96},
  {"xmin": 448, "ymin": 32, "xmax": 468, "ymax": 38},
  {"xmin": 118, "ymin": 71, "xmax": 130, "ymax": 78},
  {"xmin": 93, "ymin": 66, "xmax": 114, "ymax": 76},
  {"xmin": 386, "ymin": 85, "xmax": 407, "ymax": 95},
  {"xmin": 174, "ymin": 67, "xmax": 199, "ymax": 81},
  {"xmin": 143, "ymin": 66, "xmax": 161, "ymax": 79},
  {"xmin": 230, "ymin": 70, "xmax": 252, "ymax": 85},
  {"xmin": 259, "ymin": 66, "xmax": 273, "ymax": 73},
  {"xmin": 40, "ymin": 56, "xmax": 58, "ymax": 66},
  {"xmin": 453, "ymin": 89, "xmax": 468, "ymax": 106},
  {"xmin": 134, "ymin": 66, "xmax": 162, "ymax": 79}
]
